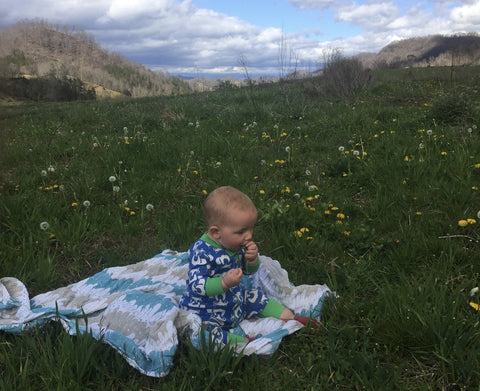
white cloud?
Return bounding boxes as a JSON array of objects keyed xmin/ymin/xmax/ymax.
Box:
[
  {"xmin": 0, "ymin": 0, "xmax": 479, "ymax": 77},
  {"xmin": 335, "ymin": 2, "xmax": 400, "ymax": 29},
  {"xmin": 288, "ymin": 0, "xmax": 337, "ymax": 10},
  {"xmin": 451, "ymin": 1, "xmax": 480, "ymax": 26}
]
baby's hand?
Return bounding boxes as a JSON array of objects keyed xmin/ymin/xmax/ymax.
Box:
[
  {"xmin": 222, "ymin": 268, "xmax": 243, "ymax": 290},
  {"xmin": 244, "ymin": 241, "xmax": 259, "ymax": 265}
]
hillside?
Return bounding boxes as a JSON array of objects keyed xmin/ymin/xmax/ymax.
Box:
[
  {"xmin": 0, "ymin": 20, "xmax": 191, "ymax": 98},
  {"xmin": 356, "ymin": 34, "xmax": 480, "ymax": 69}
]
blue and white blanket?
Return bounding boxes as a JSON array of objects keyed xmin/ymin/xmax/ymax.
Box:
[{"xmin": 0, "ymin": 250, "xmax": 332, "ymax": 377}]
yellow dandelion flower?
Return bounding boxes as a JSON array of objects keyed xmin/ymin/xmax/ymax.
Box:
[
  {"xmin": 130, "ymin": 211, "xmax": 135, "ymax": 216},
  {"xmin": 259, "ymin": 190, "xmax": 265, "ymax": 195},
  {"xmin": 404, "ymin": 156, "xmax": 409, "ymax": 162},
  {"xmin": 472, "ymin": 186, "xmax": 479, "ymax": 190},
  {"xmin": 441, "ymin": 151, "xmax": 447, "ymax": 156},
  {"xmin": 331, "ymin": 206, "xmax": 339, "ymax": 211},
  {"xmin": 467, "ymin": 218, "xmax": 476, "ymax": 224},
  {"xmin": 202, "ymin": 190, "xmax": 208, "ymax": 195},
  {"xmin": 337, "ymin": 213, "xmax": 345, "ymax": 219},
  {"xmin": 474, "ymin": 163, "xmax": 480, "ymax": 168},
  {"xmin": 416, "ymin": 212, "xmax": 422, "ymax": 215},
  {"xmin": 458, "ymin": 219, "xmax": 468, "ymax": 227},
  {"xmin": 72, "ymin": 202, "xmax": 78, "ymax": 207},
  {"xmin": 342, "ymin": 231, "xmax": 350, "ymax": 236},
  {"xmin": 324, "ymin": 210, "xmax": 331, "ymax": 215}
]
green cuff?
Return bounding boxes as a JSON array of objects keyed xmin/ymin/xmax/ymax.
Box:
[
  {"xmin": 227, "ymin": 333, "xmax": 246, "ymax": 344},
  {"xmin": 205, "ymin": 277, "xmax": 225, "ymax": 296},
  {"xmin": 245, "ymin": 257, "xmax": 260, "ymax": 274},
  {"xmin": 260, "ymin": 299, "xmax": 285, "ymax": 318}
]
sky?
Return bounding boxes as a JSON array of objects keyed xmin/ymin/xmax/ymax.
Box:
[{"xmin": 0, "ymin": 0, "xmax": 479, "ymax": 78}]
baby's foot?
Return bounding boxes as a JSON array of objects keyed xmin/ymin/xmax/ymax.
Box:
[{"xmin": 293, "ymin": 315, "xmax": 322, "ymax": 328}]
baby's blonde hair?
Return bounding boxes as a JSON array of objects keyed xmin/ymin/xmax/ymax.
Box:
[{"xmin": 203, "ymin": 186, "xmax": 256, "ymax": 227}]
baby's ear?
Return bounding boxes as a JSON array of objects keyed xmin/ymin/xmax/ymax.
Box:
[{"xmin": 208, "ymin": 225, "xmax": 221, "ymax": 239}]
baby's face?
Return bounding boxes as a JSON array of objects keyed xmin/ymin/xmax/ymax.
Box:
[{"xmin": 216, "ymin": 207, "xmax": 257, "ymax": 251}]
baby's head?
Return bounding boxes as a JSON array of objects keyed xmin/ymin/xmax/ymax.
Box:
[{"xmin": 203, "ymin": 186, "xmax": 257, "ymax": 228}]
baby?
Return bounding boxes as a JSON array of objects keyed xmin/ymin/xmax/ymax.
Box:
[{"xmin": 179, "ymin": 186, "xmax": 320, "ymax": 344}]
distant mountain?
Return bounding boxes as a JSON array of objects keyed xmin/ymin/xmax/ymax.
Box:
[
  {"xmin": 0, "ymin": 20, "xmax": 191, "ymax": 98},
  {"xmin": 355, "ymin": 34, "xmax": 480, "ymax": 69}
]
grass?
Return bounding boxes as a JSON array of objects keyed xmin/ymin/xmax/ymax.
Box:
[{"xmin": 1, "ymin": 66, "xmax": 480, "ymax": 389}]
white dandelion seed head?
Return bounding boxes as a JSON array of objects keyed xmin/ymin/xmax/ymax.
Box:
[
  {"xmin": 305, "ymin": 169, "xmax": 311, "ymax": 176},
  {"xmin": 41, "ymin": 170, "xmax": 47, "ymax": 177},
  {"xmin": 308, "ymin": 185, "xmax": 315, "ymax": 192},
  {"xmin": 426, "ymin": 129, "xmax": 433, "ymax": 136},
  {"xmin": 124, "ymin": 200, "xmax": 128, "ymax": 206},
  {"xmin": 472, "ymin": 124, "xmax": 477, "ymax": 130},
  {"xmin": 285, "ymin": 146, "xmax": 291, "ymax": 153},
  {"xmin": 109, "ymin": 176, "xmax": 116, "ymax": 183},
  {"xmin": 260, "ymin": 160, "xmax": 266, "ymax": 166},
  {"xmin": 39, "ymin": 221, "xmax": 49, "ymax": 230},
  {"xmin": 124, "ymin": 136, "xmax": 129, "ymax": 142},
  {"xmin": 353, "ymin": 150, "xmax": 360, "ymax": 156},
  {"xmin": 477, "ymin": 210, "xmax": 480, "ymax": 219},
  {"xmin": 83, "ymin": 200, "xmax": 91, "ymax": 207},
  {"xmin": 338, "ymin": 146, "xmax": 345, "ymax": 152},
  {"xmin": 112, "ymin": 186, "xmax": 120, "ymax": 192},
  {"xmin": 215, "ymin": 161, "xmax": 222, "ymax": 167},
  {"xmin": 470, "ymin": 287, "xmax": 479, "ymax": 296},
  {"xmin": 93, "ymin": 142, "xmax": 99, "ymax": 148},
  {"xmin": 190, "ymin": 150, "xmax": 195, "ymax": 156},
  {"xmin": 294, "ymin": 193, "xmax": 301, "ymax": 199},
  {"xmin": 123, "ymin": 127, "xmax": 128, "ymax": 134},
  {"xmin": 146, "ymin": 203, "xmax": 154, "ymax": 211},
  {"xmin": 273, "ymin": 124, "xmax": 279, "ymax": 129},
  {"xmin": 468, "ymin": 128, "xmax": 473, "ymax": 133},
  {"xmin": 419, "ymin": 143, "xmax": 424, "ymax": 149},
  {"xmin": 59, "ymin": 185, "xmax": 65, "ymax": 191},
  {"xmin": 47, "ymin": 166, "xmax": 55, "ymax": 172}
]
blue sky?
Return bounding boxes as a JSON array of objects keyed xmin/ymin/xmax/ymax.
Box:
[{"xmin": 0, "ymin": 0, "xmax": 478, "ymax": 78}]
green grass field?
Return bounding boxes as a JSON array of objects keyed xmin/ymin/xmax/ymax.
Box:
[{"xmin": 1, "ymin": 66, "xmax": 480, "ymax": 390}]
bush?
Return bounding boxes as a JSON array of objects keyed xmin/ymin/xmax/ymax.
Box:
[
  {"xmin": 428, "ymin": 93, "xmax": 476, "ymax": 125},
  {"xmin": 321, "ymin": 51, "xmax": 371, "ymax": 98}
]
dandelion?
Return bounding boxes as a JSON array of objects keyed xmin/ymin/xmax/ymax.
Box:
[
  {"xmin": 93, "ymin": 142, "xmax": 99, "ymax": 148},
  {"xmin": 215, "ymin": 161, "xmax": 222, "ymax": 167},
  {"xmin": 285, "ymin": 146, "xmax": 291, "ymax": 153},
  {"xmin": 113, "ymin": 185, "xmax": 120, "ymax": 193},
  {"xmin": 467, "ymin": 218, "xmax": 476, "ymax": 224},
  {"xmin": 441, "ymin": 151, "xmax": 447, "ymax": 156},
  {"xmin": 130, "ymin": 211, "xmax": 136, "ymax": 216},
  {"xmin": 470, "ymin": 287, "xmax": 479, "ymax": 296},
  {"xmin": 338, "ymin": 146, "xmax": 345, "ymax": 152},
  {"xmin": 419, "ymin": 143, "xmax": 424, "ymax": 149},
  {"xmin": 305, "ymin": 169, "xmax": 311, "ymax": 176},
  {"xmin": 48, "ymin": 166, "xmax": 55, "ymax": 172},
  {"xmin": 337, "ymin": 213, "xmax": 345, "ymax": 219},
  {"xmin": 109, "ymin": 176, "xmax": 116, "ymax": 182},
  {"xmin": 404, "ymin": 156, "xmax": 410, "ymax": 162},
  {"xmin": 202, "ymin": 190, "xmax": 208, "ymax": 195},
  {"xmin": 41, "ymin": 170, "xmax": 47, "ymax": 177},
  {"xmin": 145, "ymin": 203, "xmax": 154, "ymax": 211},
  {"xmin": 39, "ymin": 221, "xmax": 50, "ymax": 230},
  {"xmin": 83, "ymin": 200, "xmax": 91, "ymax": 207},
  {"xmin": 294, "ymin": 193, "xmax": 301, "ymax": 199},
  {"xmin": 308, "ymin": 185, "xmax": 318, "ymax": 192},
  {"xmin": 468, "ymin": 127, "xmax": 473, "ymax": 134},
  {"xmin": 458, "ymin": 219, "xmax": 468, "ymax": 227},
  {"xmin": 426, "ymin": 129, "xmax": 433, "ymax": 136},
  {"xmin": 353, "ymin": 150, "xmax": 360, "ymax": 156},
  {"xmin": 342, "ymin": 231, "xmax": 350, "ymax": 236},
  {"xmin": 259, "ymin": 190, "xmax": 265, "ymax": 195},
  {"xmin": 72, "ymin": 202, "xmax": 78, "ymax": 207},
  {"xmin": 477, "ymin": 210, "xmax": 480, "ymax": 219}
]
